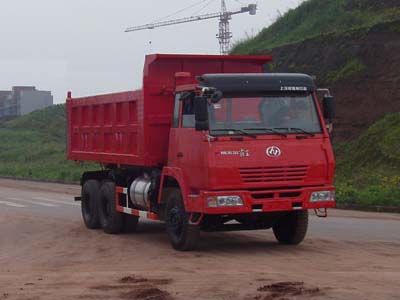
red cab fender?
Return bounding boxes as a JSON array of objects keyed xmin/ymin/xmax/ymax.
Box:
[{"xmin": 157, "ymin": 167, "xmax": 193, "ymax": 210}]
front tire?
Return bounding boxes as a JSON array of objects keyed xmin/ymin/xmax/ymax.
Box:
[
  {"xmin": 164, "ymin": 188, "xmax": 200, "ymax": 251},
  {"xmin": 273, "ymin": 210, "xmax": 308, "ymax": 245},
  {"xmin": 81, "ymin": 180, "xmax": 101, "ymax": 229},
  {"xmin": 98, "ymin": 181, "xmax": 124, "ymax": 234}
]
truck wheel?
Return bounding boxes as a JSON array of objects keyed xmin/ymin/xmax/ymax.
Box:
[
  {"xmin": 123, "ymin": 215, "xmax": 139, "ymax": 233},
  {"xmin": 81, "ymin": 180, "xmax": 101, "ymax": 229},
  {"xmin": 273, "ymin": 210, "xmax": 308, "ymax": 245},
  {"xmin": 98, "ymin": 181, "xmax": 123, "ymax": 234},
  {"xmin": 164, "ymin": 188, "xmax": 200, "ymax": 251}
]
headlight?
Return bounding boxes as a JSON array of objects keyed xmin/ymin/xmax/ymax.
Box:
[
  {"xmin": 310, "ymin": 190, "xmax": 335, "ymax": 202},
  {"xmin": 207, "ymin": 195, "xmax": 244, "ymax": 207}
]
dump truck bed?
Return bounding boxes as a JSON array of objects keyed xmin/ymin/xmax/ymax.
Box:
[{"xmin": 67, "ymin": 54, "xmax": 272, "ymax": 167}]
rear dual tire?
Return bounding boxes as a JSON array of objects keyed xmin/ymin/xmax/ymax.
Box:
[
  {"xmin": 98, "ymin": 180, "xmax": 124, "ymax": 234},
  {"xmin": 81, "ymin": 180, "xmax": 138, "ymax": 233},
  {"xmin": 98, "ymin": 180, "xmax": 139, "ymax": 234},
  {"xmin": 81, "ymin": 180, "xmax": 101, "ymax": 229}
]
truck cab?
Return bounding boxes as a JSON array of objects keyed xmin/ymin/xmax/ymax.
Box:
[{"xmin": 162, "ymin": 72, "xmax": 335, "ymax": 248}]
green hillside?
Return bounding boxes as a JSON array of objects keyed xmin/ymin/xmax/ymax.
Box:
[
  {"xmin": 335, "ymin": 113, "xmax": 400, "ymax": 206},
  {"xmin": 0, "ymin": 105, "xmax": 94, "ymax": 182},
  {"xmin": 232, "ymin": 0, "xmax": 400, "ymax": 54}
]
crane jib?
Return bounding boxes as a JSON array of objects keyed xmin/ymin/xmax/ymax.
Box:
[{"xmin": 125, "ymin": 2, "xmax": 257, "ymax": 55}]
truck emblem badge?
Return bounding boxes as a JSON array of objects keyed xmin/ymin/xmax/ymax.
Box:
[
  {"xmin": 266, "ymin": 146, "xmax": 281, "ymax": 157},
  {"xmin": 239, "ymin": 149, "xmax": 250, "ymax": 157},
  {"xmin": 220, "ymin": 149, "xmax": 250, "ymax": 157}
]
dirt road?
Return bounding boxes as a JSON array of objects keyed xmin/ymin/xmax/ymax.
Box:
[{"xmin": 0, "ymin": 179, "xmax": 399, "ymax": 300}]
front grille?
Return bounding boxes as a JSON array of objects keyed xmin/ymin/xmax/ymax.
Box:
[{"xmin": 240, "ymin": 165, "xmax": 309, "ymax": 184}]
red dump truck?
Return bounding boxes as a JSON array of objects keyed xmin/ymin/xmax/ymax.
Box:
[{"xmin": 67, "ymin": 54, "xmax": 336, "ymax": 251}]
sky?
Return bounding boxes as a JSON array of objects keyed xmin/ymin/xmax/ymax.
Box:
[{"xmin": 0, "ymin": 0, "xmax": 304, "ymax": 103}]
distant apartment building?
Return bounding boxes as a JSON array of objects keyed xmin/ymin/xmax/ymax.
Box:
[{"xmin": 0, "ymin": 86, "xmax": 53, "ymax": 118}]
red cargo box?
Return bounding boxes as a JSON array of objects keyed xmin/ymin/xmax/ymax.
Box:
[{"xmin": 67, "ymin": 54, "xmax": 271, "ymax": 167}]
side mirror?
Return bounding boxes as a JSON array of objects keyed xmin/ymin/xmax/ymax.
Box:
[
  {"xmin": 323, "ymin": 95, "xmax": 335, "ymax": 122},
  {"xmin": 210, "ymin": 91, "xmax": 223, "ymax": 103},
  {"xmin": 194, "ymin": 96, "xmax": 209, "ymax": 131},
  {"xmin": 180, "ymin": 91, "xmax": 195, "ymax": 102}
]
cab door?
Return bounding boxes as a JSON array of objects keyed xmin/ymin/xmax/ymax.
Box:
[{"xmin": 168, "ymin": 93, "xmax": 208, "ymax": 190}]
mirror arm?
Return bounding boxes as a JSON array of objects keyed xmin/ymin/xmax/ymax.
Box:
[{"xmin": 317, "ymin": 88, "xmax": 332, "ymax": 97}]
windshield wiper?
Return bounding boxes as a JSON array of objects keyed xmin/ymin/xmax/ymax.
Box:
[
  {"xmin": 211, "ymin": 128, "xmax": 256, "ymax": 138},
  {"xmin": 274, "ymin": 127, "xmax": 315, "ymax": 137},
  {"xmin": 291, "ymin": 127, "xmax": 315, "ymax": 136},
  {"xmin": 244, "ymin": 127, "xmax": 288, "ymax": 137}
]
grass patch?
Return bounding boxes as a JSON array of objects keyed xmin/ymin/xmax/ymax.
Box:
[
  {"xmin": 0, "ymin": 105, "xmax": 96, "ymax": 183},
  {"xmin": 326, "ymin": 58, "xmax": 367, "ymax": 83},
  {"xmin": 335, "ymin": 113, "xmax": 400, "ymax": 207},
  {"xmin": 231, "ymin": 0, "xmax": 400, "ymax": 54}
]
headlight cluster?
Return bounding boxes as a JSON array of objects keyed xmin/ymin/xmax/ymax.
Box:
[
  {"xmin": 310, "ymin": 191, "xmax": 335, "ymax": 202},
  {"xmin": 207, "ymin": 195, "xmax": 244, "ymax": 207}
]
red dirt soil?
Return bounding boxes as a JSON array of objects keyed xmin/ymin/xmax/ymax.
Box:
[{"xmin": 0, "ymin": 179, "xmax": 399, "ymax": 299}]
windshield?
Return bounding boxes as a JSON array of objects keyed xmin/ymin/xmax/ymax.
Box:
[{"xmin": 208, "ymin": 94, "xmax": 322, "ymax": 135}]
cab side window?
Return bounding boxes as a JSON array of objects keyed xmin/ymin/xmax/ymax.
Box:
[
  {"xmin": 172, "ymin": 94, "xmax": 180, "ymax": 128},
  {"xmin": 182, "ymin": 97, "xmax": 195, "ymax": 128}
]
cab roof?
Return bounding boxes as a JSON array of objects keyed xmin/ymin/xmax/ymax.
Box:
[{"xmin": 198, "ymin": 73, "xmax": 316, "ymax": 93}]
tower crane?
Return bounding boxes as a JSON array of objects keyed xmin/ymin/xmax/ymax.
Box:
[{"xmin": 125, "ymin": 1, "xmax": 257, "ymax": 55}]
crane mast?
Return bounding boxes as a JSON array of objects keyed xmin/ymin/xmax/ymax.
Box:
[
  {"xmin": 218, "ymin": 0, "xmax": 232, "ymax": 55},
  {"xmin": 125, "ymin": 1, "xmax": 257, "ymax": 55}
]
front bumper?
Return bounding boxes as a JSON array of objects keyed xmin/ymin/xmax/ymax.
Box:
[{"xmin": 187, "ymin": 186, "xmax": 335, "ymax": 214}]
